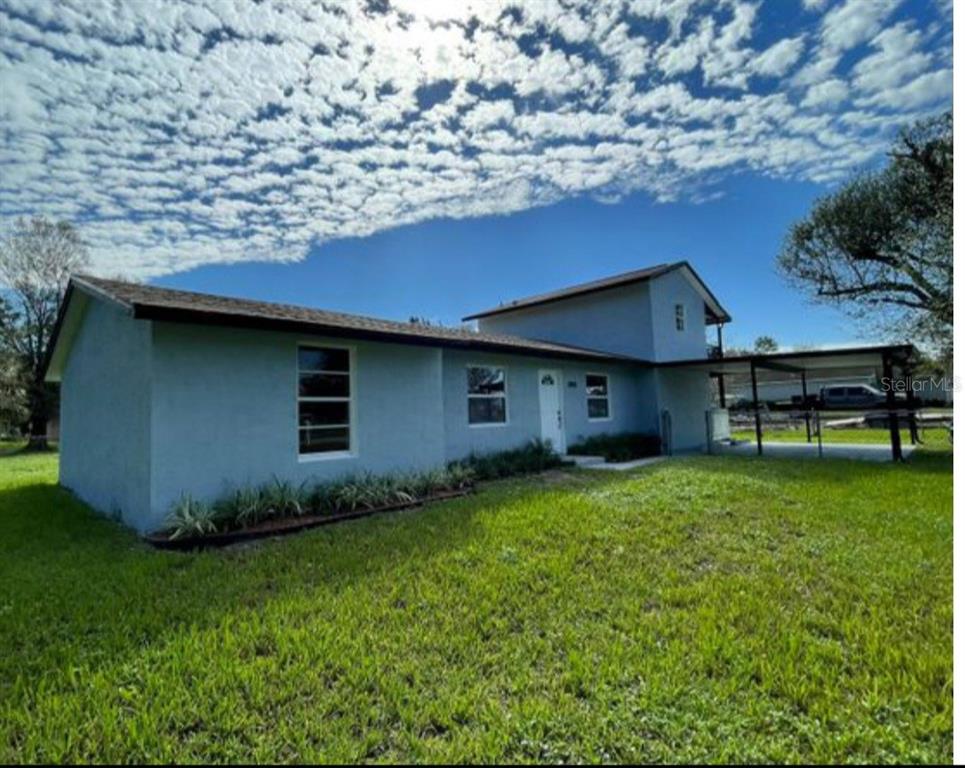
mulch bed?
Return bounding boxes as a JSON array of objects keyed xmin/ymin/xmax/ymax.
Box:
[{"xmin": 144, "ymin": 487, "xmax": 473, "ymax": 551}]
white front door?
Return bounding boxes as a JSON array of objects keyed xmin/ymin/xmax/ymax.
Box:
[{"xmin": 538, "ymin": 369, "xmax": 565, "ymax": 453}]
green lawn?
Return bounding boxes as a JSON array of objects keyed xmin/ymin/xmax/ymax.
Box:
[
  {"xmin": 732, "ymin": 426, "xmax": 951, "ymax": 446},
  {"xmin": 0, "ymin": 440, "xmax": 28, "ymax": 455},
  {"xmin": 0, "ymin": 446, "xmax": 952, "ymax": 763}
]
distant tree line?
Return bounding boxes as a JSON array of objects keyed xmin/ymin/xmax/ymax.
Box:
[{"xmin": 0, "ymin": 216, "xmax": 88, "ymax": 448}]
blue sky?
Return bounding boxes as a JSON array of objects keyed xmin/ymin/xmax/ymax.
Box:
[
  {"xmin": 0, "ymin": 0, "xmax": 953, "ymax": 349},
  {"xmin": 156, "ymin": 173, "xmax": 842, "ymax": 349}
]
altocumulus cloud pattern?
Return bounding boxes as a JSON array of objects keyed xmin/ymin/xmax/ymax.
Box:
[{"xmin": 0, "ymin": 0, "xmax": 952, "ymax": 277}]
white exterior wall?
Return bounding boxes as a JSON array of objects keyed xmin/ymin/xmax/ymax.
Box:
[
  {"xmin": 147, "ymin": 323, "xmax": 448, "ymax": 532},
  {"xmin": 655, "ymin": 369, "xmax": 712, "ymax": 453},
  {"xmin": 441, "ymin": 350, "xmax": 652, "ymax": 460},
  {"xmin": 59, "ymin": 298, "xmax": 153, "ymax": 527},
  {"xmin": 647, "ymin": 269, "xmax": 711, "ymax": 361},
  {"xmin": 478, "ymin": 282, "xmax": 656, "ymax": 360},
  {"xmin": 477, "ymin": 269, "xmax": 712, "ymax": 363}
]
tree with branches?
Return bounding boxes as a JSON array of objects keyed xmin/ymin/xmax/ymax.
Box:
[
  {"xmin": 0, "ymin": 296, "xmax": 28, "ymax": 435},
  {"xmin": 753, "ymin": 336, "xmax": 779, "ymax": 354},
  {"xmin": 0, "ymin": 217, "xmax": 89, "ymax": 449},
  {"xmin": 778, "ymin": 111, "xmax": 952, "ymax": 357}
]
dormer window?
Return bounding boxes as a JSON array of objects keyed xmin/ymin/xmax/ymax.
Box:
[{"xmin": 675, "ymin": 303, "xmax": 686, "ymax": 332}]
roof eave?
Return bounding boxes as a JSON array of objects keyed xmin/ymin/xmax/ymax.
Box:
[
  {"xmin": 461, "ymin": 262, "xmax": 680, "ymax": 321},
  {"xmin": 133, "ymin": 303, "xmax": 644, "ymax": 365}
]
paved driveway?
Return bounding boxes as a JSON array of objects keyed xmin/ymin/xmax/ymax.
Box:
[{"xmin": 715, "ymin": 440, "xmax": 917, "ymax": 462}]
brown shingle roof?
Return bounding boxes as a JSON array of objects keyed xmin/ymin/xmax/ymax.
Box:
[
  {"xmin": 71, "ymin": 275, "xmax": 641, "ymax": 363},
  {"xmin": 462, "ymin": 260, "xmax": 731, "ymax": 323}
]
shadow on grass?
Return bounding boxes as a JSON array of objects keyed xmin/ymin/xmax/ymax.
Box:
[{"xmin": 0, "ymin": 474, "xmax": 544, "ymax": 690}]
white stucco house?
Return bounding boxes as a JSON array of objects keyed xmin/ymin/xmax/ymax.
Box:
[{"xmin": 43, "ymin": 261, "xmax": 914, "ymax": 533}]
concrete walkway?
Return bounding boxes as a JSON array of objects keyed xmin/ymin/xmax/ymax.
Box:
[
  {"xmin": 714, "ymin": 440, "xmax": 916, "ymax": 462},
  {"xmin": 568, "ymin": 455, "xmax": 668, "ymax": 471}
]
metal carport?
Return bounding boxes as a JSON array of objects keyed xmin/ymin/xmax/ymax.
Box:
[{"xmin": 657, "ymin": 344, "xmax": 917, "ymax": 462}]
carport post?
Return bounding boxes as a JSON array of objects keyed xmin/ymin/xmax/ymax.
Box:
[
  {"xmin": 717, "ymin": 373, "xmax": 726, "ymax": 408},
  {"xmin": 801, "ymin": 371, "xmax": 811, "ymax": 442},
  {"xmin": 882, "ymin": 352, "xmax": 903, "ymax": 462},
  {"xmin": 750, "ymin": 360, "xmax": 763, "ymax": 456},
  {"xmin": 905, "ymin": 363, "xmax": 922, "ymax": 444}
]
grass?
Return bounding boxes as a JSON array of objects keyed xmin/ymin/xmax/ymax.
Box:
[
  {"xmin": 731, "ymin": 426, "xmax": 951, "ymax": 446},
  {"xmin": 0, "ymin": 445, "xmax": 951, "ymax": 763}
]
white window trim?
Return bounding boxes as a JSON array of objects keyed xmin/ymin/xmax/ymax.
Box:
[
  {"xmin": 296, "ymin": 341, "xmax": 357, "ymax": 462},
  {"xmin": 466, "ymin": 362, "xmax": 509, "ymax": 428},
  {"xmin": 675, "ymin": 303, "xmax": 687, "ymax": 332},
  {"xmin": 586, "ymin": 371, "xmax": 612, "ymax": 422}
]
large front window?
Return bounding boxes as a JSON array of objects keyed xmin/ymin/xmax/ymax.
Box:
[
  {"xmin": 467, "ymin": 365, "xmax": 507, "ymax": 425},
  {"xmin": 298, "ymin": 346, "xmax": 351, "ymax": 455}
]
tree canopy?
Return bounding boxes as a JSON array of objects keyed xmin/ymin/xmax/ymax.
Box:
[{"xmin": 777, "ymin": 111, "xmax": 952, "ymax": 357}]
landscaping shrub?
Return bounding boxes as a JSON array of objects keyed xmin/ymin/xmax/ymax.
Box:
[
  {"xmin": 261, "ymin": 477, "xmax": 309, "ymax": 517},
  {"xmin": 163, "ymin": 495, "xmax": 223, "ymax": 540},
  {"xmin": 215, "ymin": 485, "xmax": 266, "ymax": 528},
  {"xmin": 452, "ymin": 439, "xmax": 566, "ymax": 481},
  {"xmin": 567, "ymin": 432, "xmax": 662, "ymax": 462},
  {"xmin": 160, "ymin": 465, "xmax": 476, "ymax": 539}
]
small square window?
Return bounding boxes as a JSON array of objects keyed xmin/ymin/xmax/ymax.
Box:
[{"xmin": 586, "ymin": 374, "xmax": 610, "ymax": 420}]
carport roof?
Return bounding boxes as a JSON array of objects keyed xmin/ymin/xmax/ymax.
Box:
[{"xmin": 658, "ymin": 344, "xmax": 916, "ymax": 375}]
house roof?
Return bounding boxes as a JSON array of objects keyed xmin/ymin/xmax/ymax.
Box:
[
  {"xmin": 44, "ymin": 275, "xmax": 643, "ymax": 381},
  {"xmin": 462, "ymin": 261, "xmax": 732, "ymax": 324}
]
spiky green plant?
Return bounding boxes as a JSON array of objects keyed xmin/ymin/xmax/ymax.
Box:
[
  {"xmin": 332, "ymin": 477, "xmax": 368, "ymax": 512},
  {"xmin": 261, "ymin": 477, "xmax": 308, "ymax": 518},
  {"xmin": 163, "ymin": 495, "xmax": 220, "ymax": 540},
  {"xmin": 219, "ymin": 485, "xmax": 265, "ymax": 528},
  {"xmin": 444, "ymin": 463, "xmax": 475, "ymax": 490}
]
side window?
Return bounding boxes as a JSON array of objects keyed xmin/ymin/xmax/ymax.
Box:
[
  {"xmin": 297, "ymin": 346, "xmax": 351, "ymax": 455},
  {"xmin": 675, "ymin": 303, "xmax": 686, "ymax": 332},
  {"xmin": 467, "ymin": 365, "xmax": 507, "ymax": 425},
  {"xmin": 586, "ymin": 373, "xmax": 610, "ymax": 420}
]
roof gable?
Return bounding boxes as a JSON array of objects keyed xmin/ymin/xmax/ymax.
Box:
[{"xmin": 463, "ymin": 261, "xmax": 731, "ymax": 324}]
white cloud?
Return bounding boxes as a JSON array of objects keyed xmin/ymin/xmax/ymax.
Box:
[
  {"xmin": 858, "ymin": 68, "xmax": 952, "ymax": 109},
  {"xmin": 0, "ymin": 0, "xmax": 952, "ymax": 277},
  {"xmin": 820, "ymin": 0, "xmax": 901, "ymax": 52},
  {"xmin": 851, "ymin": 22, "xmax": 932, "ymax": 92},
  {"xmin": 801, "ymin": 79, "xmax": 850, "ymax": 107},
  {"xmin": 751, "ymin": 36, "xmax": 806, "ymax": 77}
]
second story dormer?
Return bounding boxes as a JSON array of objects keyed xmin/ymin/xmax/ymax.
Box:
[{"xmin": 463, "ymin": 262, "xmax": 731, "ymax": 363}]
